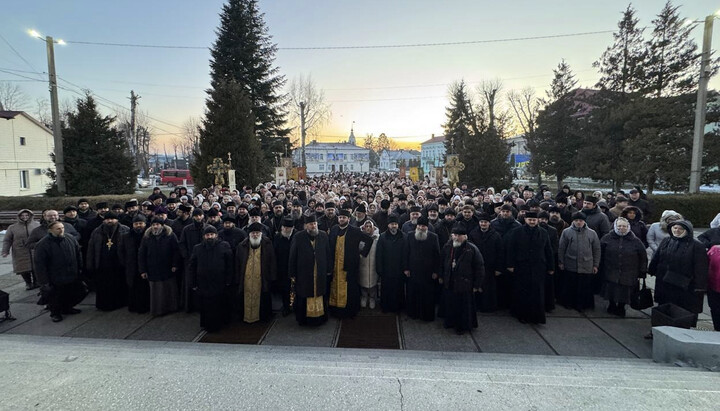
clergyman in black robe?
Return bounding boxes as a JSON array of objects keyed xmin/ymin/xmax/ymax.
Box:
[
  {"xmin": 289, "ymin": 215, "xmax": 332, "ymax": 326},
  {"xmin": 403, "ymin": 216, "xmax": 441, "ymax": 321},
  {"xmin": 86, "ymin": 212, "xmax": 129, "ymax": 311},
  {"xmin": 375, "ymin": 215, "xmax": 407, "ymax": 313}
]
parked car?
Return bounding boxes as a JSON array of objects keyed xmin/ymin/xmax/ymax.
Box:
[
  {"xmin": 160, "ymin": 169, "xmax": 193, "ymax": 187},
  {"xmin": 136, "ymin": 177, "xmax": 151, "ymax": 188}
]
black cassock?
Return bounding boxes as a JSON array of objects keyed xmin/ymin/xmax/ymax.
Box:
[
  {"xmin": 468, "ymin": 228, "xmax": 504, "ymax": 313},
  {"xmin": 328, "ymin": 225, "xmax": 373, "ymax": 319},
  {"xmin": 505, "ymin": 225, "xmax": 554, "ymax": 324},
  {"xmin": 189, "ymin": 240, "xmax": 234, "ymax": 332},
  {"xmin": 87, "ymin": 224, "xmax": 129, "ymax": 311},
  {"xmin": 376, "ymin": 230, "xmax": 407, "ymax": 313},
  {"xmin": 441, "ymin": 241, "xmax": 484, "ymax": 333},
  {"xmin": 289, "ymin": 230, "xmax": 332, "ymax": 326},
  {"xmin": 118, "ymin": 229, "xmax": 150, "ymax": 314},
  {"xmin": 403, "ymin": 232, "xmax": 441, "ymax": 321}
]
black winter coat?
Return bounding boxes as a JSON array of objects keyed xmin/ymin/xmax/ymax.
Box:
[
  {"xmin": 219, "ymin": 227, "xmax": 248, "ymax": 252},
  {"xmin": 189, "ymin": 240, "xmax": 234, "ymax": 296},
  {"xmin": 138, "ymin": 226, "xmax": 180, "ymax": 281},
  {"xmin": 600, "ymin": 231, "xmax": 647, "ymax": 287},
  {"xmin": 505, "ymin": 225, "xmax": 554, "ymax": 279},
  {"xmin": 375, "ymin": 230, "xmax": 406, "ymax": 279},
  {"xmin": 468, "ymin": 227, "xmax": 504, "ymax": 274},
  {"xmin": 33, "ymin": 234, "xmax": 82, "ymax": 285},
  {"xmin": 86, "ymin": 224, "xmax": 129, "ymax": 272},
  {"xmin": 289, "ymin": 230, "xmax": 332, "ymax": 298},
  {"xmin": 440, "ymin": 241, "xmax": 484, "ymax": 293},
  {"xmin": 698, "ymin": 227, "xmax": 720, "ymax": 249},
  {"xmin": 403, "ymin": 231, "xmax": 441, "ymax": 283},
  {"xmin": 273, "ymin": 232, "xmax": 295, "ymax": 280},
  {"xmin": 118, "ymin": 229, "xmax": 145, "ymax": 285},
  {"xmin": 179, "ymin": 222, "xmax": 208, "ymax": 261}
]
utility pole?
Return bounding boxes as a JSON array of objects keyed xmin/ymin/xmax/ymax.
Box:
[
  {"xmin": 46, "ymin": 36, "xmax": 65, "ymax": 194},
  {"xmin": 689, "ymin": 15, "xmax": 715, "ymax": 193},
  {"xmin": 299, "ymin": 101, "xmax": 306, "ymax": 168}
]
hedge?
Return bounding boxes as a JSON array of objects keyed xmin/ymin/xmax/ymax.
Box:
[
  {"xmin": 0, "ymin": 194, "xmax": 143, "ymax": 213},
  {"xmin": 645, "ymin": 193, "xmax": 720, "ymax": 226}
]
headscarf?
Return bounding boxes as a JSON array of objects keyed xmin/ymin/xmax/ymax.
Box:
[{"xmin": 613, "ymin": 217, "xmax": 630, "ymax": 236}]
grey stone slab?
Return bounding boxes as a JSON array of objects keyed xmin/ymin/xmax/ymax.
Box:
[
  {"xmin": 78, "ymin": 291, "xmax": 96, "ymax": 306},
  {"xmin": 474, "ymin": 315, "xmax": 556, "ymax": 355},
  {"xmin": 535, "ymin": 317, "xmax": 636, "ymax": 358},
  {"xmin": 261, "ymin": 314, "xmax": 339, "ymax": 347},
  {"xmin": 5, "ymin": 308, "xmax": 105, "ymax": 337},
  {"xmin": 0, "ymin": 275, "xmax": 23, "ymax": 290},
  {"xmin": 653, "ymin": 326, "xmax": 720, "ymax": 370},
  {"xmin": 584, "ymin": 295, "xmax": 649, "ymax": 319},
  {"xmin": 65, "ymin": 309, "xmax": 153, "ymax": 339},
  {"xmin": 591, "ymin": 318, "xmax": 653, "ymax": 359},
  {"xmin": 545, "ymin": 304, "xmax": 584, "ymax": 318},
  {"xmin": 125, "ymin": 311, "xmax": 201, "ymax": 342},
  {"xmin": 400, "ymin": 314, "xmax": 478, "ymax": 352},
  {"xmin": 0, "ymin": 303, "xmax": 46, "ymax": 333}
]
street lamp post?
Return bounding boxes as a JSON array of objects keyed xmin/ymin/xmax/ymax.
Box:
[
  {"xmin": 689, "ymin": 13, "xmax": 718, "ymax": 193},
  {"xmin": 30, "ymin": 30, "xmax": 66, "ymax": 194}
]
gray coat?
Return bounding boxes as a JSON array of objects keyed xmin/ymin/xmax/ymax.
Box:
[
  {"xmin": 2, "ymin": 209, "xmax": 40, "ymax": 273},
  {"xmin": 646, "ymin": 222, "xmax": 669, "ymax": 255},
  {"xmin": 558, "ymin": 224, "xmax": 601, "ymax": 274}
]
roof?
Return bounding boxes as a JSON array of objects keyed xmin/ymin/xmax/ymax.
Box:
[
  {"xmin": 421, "ymin": 135, "xmax": 446, "ymax": 145},
  {"xmin": 0, "ymin": 111, "xmax": 53, "ymax": 134},
  {"xmin": 306, "ymin": 141, "xmax": 367, "ymax": 150},
  {"xmin": 381, "ymin": 149, "xmax": 420, "ymax": 161}
]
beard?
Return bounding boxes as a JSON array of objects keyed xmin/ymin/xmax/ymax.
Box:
[
  {"xmin": 308, "ymin": 228, "xmax": 319, "ymax": 237},
  {"xmin": 415, "ymin": 230, "xmax": 428, "ymax": 241},
  {"xmin": 249, "ymin": 237, "xmax": 262, "ymax": 248},
  {"xmin": 133, "ymin": 227, "xmax": 145, "ymax": 234},
  {"xmin": 550, "ymin": 216, "xmax": 560, "ymax": 223},
  {"xmin": 291, "ymin": 210, "xmax": 301, "ymax": 219},
  {"xmin": 281, "ymin": 230, "xmax": 293, "ymax": 239},
  {"xmin": 452, "ymin": 240, "xmax": 463, "ymax": 248},
  {"xmin": 410, "ymin": 218, "xmax": 418, "ymax": 225},
  {"xmin": 389, "ymin": 227, "xmax": 398, "ymax": 235},
  {"xmin": 151, "ymin": 227, "xmax": 163, "ymax": 236}
]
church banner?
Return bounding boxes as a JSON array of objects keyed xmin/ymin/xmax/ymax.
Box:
[
  {"xmin": 275, "ymin": 167, "xmax": 287, "ymax": 184},
  {"xmin": 409, "ymin": 167, "xmax": 420, "ymax": 182},
  {"xmin": 398, "ymin": 166, "xmax": 406, "ymax": 178}
]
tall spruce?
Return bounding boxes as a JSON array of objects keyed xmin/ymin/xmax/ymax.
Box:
[
  {"xmin": 643, "ymin": 1, "xmax": 699, "ymax": 97},
  {"xmin": 59, "ymin": 94, "xmax": 137, "ymax": 195},
  {"xmin": 593, "ymin": 4, "xmax": 646, "ymax": 93},
  {"xmin": 203, "ymin": 0, "xmax": 290, "ymax": 182},
  {"xmin": 526, "ymin": 60, "xmax": 580, "ymax": 189},
  {"xmin": 442, "ymin": 80, "xmax": 511, "ymax": 188},
  {"xmin": 191, "ymin": 80, "xmax": 263, "ymax": 188}
]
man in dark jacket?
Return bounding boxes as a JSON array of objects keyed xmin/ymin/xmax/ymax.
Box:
[
  {"xmin": 538, "ymin": 211, "xmax": 559, "ymax": 312},
  {"xmin": 289, "ymin": 215, "xmax": 332, "ymax": 326},
  {"xmin": 235, "ymin": 223, "xmax": 277, "ymax": 323},
  {"xmin": 139, "ymin": 218, "xmax": 180, "ymax": 316},
  {"xmin": 505, "ymin": 211, "xmax": 554, "ymax": 324},
  {"xmin": 372, "ymin": 199, "xmax": 391, "ymax": 233},
  {"xmin": 698, "ymin": 226, "xmax": 720, "ymax": 249},
  {"xmin": 171, "ymin": 204, "xmax": 193, "ymax": 238},
  {"xmin": 264, "ymin": 200, "xmax": 286, "ymax": 235},
  {"xmin": 118, "ymin": 214, "xmax": 149, "ymax": 313},
  {"xmin": 434, "ymin": 208, "xmax": 457, "ymax": 248},
  {"xmin": 490, "ymin": 204, "xmax": 521, "ymax": 309},
  {"xmin": 403, "ymin": 216, "xmax": 441, "ymax": 321},
  {"xmin": 189, "ymin": 226, "xmax": 234, "ymax": 332},
  {"xmin": 86, "ymin": 212, "xmax": 129, "ymax": 311},
  {"xmin": 272, "ymin": 218, "xmax": 295, "ymax": 316},
  {"xmin": 375, "ymin": 215, "xmax": 407, "ymax": 313},
  {"xmin": 468, "ymin": 213, "xmax": 503, "ymax": 312},
  {"xmin": 119, "ymin": 200, "xmax": 140, "ymax": 228},
  {"xmin": 628, "ymin": 188, "xmax": 652, "ymax": 221},
  {"xmin": 218, "ymin": 215, "xmax": 247, "ymax": 253},
  {"xmin": 33, "ymin": 221, "xmax": 85, "ymax": 322},
  {"xmin": 62, "ymin": 206, "xmax": 87, "ymax": 243},
  {"xmin": 440, "ymin": 225, "xmax": 484, "ymax": 335},
  {"xmin": 178, "ymin": 209, "xmax": 207, "ymax": 312},
  {"xmin": 317, "ymin": 202, "xmax": 338, "ymax": 233},
  {"xmin": 328, "ymin": 209, "xmax": 374, "ymax": 319},
  {"xmin": 77, "ymin": 198, "xmax": 97, "ymax": 221}
]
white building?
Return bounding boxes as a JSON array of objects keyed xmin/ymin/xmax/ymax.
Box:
[
  {"xmin": 0, "ymin": 111, "xmax": 55, "ymax": 196},
  {"xmin": 420, "ymin": 134, "xmax": 446, "ymax": 175},
  {"xmin": 505, "ymin": 134, "xmax": 530, "ymax": 167},
  {"xmin": 293, "ymin": 129, "xmax": 370, "ymax": 175},
  {"xmin": 378, "ymin": 149, "xmax": 420, "ymax": 171}
]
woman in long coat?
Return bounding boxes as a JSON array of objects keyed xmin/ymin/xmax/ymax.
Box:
[
  {"xmin": 2, "ymin": 209, "xmax": 40, "ymax": 289},
  {"xmin": 357, "ymin": 220, "xmax": 380, "ymax": 309},
  {"xmin": 648, "ymin": 220, "xmax": 708, "ymax": 327},
  {"xmin": 600, "ymin": 217, "xmax": 647, "ymax": 317}
]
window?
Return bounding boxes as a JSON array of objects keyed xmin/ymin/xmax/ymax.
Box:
[
  {"xmin": 19, "ymin": 137, "xmax": 26, "ymax": 146},
  {"xmin": 319, "ymin": 164, "xmax": 324, "ymax": 171},
  {"xmin": 20, "ymin": 170, "xmax": 29, "ymax": 189},
  {"xmin": 350, "ymin": 164, "xmax": 354, "ymax": 170}
]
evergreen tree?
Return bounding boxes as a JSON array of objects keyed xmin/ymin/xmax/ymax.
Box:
[
  {"xmin": 59, "ymin": 94, "xmax": 137, "ymax": 195},
  {"xmin": 593, "ymin": 4, "xmax": 647, "ymax": 93},
  {"xmin": 191, "ymin": 80, "xmax": 262, "ymax": 188},
  {"xmin": 442, "ymin": 80, "xmax": 511, "ymax": 188},
  {"xmin": 206, "ymin": 0, "xmax": 290, "ymax": 180},
  {"xmin": 526, "ymin": 60, "xmax": 580, "ymax": 189},
  {"xmin": 643, "ymin": 1, "xmax": 699, "ymax": 97}
]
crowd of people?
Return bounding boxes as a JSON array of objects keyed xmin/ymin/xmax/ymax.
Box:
[{"xmin": 3, "ymin": 173, "xmax": 720, "ymax": 336}]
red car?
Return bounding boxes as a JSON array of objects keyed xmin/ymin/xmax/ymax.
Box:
[{"xmin": 160, "ymin": 169, "xmax": 193, "ymax": 187}]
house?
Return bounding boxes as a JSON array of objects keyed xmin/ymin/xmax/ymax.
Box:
[
  {"xmin": 378, "ymin": 149, "xmax": 420, "ymax": 171},
  {"xmin": 0, "ymin": 111, "xmax": 55, "ymax": 196},
  {"xmin": 293, "ymin": 128, "xmax": 370, "ymax": 176},
  {"xmin": 505, "ymin": 134, "xmax": 530, "ymax": 168},
  {"xmin": 420, "ymin": 134, "xmax": 446, "ymax": 175}
]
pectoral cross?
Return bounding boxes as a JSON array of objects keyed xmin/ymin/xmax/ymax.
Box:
[{"xmin": 106, "ymin": 238, "xmax": 114, "ymax": 250}]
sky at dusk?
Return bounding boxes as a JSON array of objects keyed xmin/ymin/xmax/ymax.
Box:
[{"xmin": 1, "ymin": 0, "xmax": 719, "ymax": 151}]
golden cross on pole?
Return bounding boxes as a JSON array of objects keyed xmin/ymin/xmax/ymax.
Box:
[
  {"xmin": 445, "ymin": 154, "xmax": 465, "ymax": 188},
  {"xmin": 207, "ymin": 157, "xmax": 230, "ymax": 186}
]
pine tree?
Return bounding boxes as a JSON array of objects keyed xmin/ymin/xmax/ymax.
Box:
[
  {"xmin": 643, "ymin": 1, "xmax": 699, "ymax": 97},
  {"xmin": 593, "ymin": 4, "xmax": 647, "ymax": 93},
  {"xmin": 206, "ymin": 0, "xmax": 290, "ymax": 180},
  {"xmin": 526, "ymin": 60, "xmax": 581, "ymax": 189},
  {"xmin": 59, "ymin": 94, "xmax": 137, "ymax": 195},
  {"xmin": 191, "ymin": 80, "xmax": 263, "ymax": 188}
]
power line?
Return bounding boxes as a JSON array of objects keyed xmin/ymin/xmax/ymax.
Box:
[
  {"xmin": 0, "ymin": 32, "xmax": 42, "ymax": 74},
  {"xmin": 64, "ymin": 29, "xmax": 615, "ymax": 51},
  {"xmin": 0, "ymin": 68, "xmax": 44, "ymax": 82}
]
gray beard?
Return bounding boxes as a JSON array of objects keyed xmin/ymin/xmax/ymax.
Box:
[
  {"xmin": 453, "ymin": 240, "xmax": 463, "ymax": 248},
  {"xmin": 415, "ymin": 231, "xmax": 428, "ymax": 241},
  {"xmin": 281, "ymin": 231, "xmax": 293, "ymax": 239},
  {"xmin": 410, "ymin": 219, "xmax": 418, "ymax": 225},
  {"xmin": 308, "ymin": 228, "xmax": 319, "ymax": 237},
  {"xmin": 249, "ymin": 237, "xmax": 262, "ymax": 248},
  {"xmin": 389, "ymin": 228, "xmax": 398, "ymax": 235}
]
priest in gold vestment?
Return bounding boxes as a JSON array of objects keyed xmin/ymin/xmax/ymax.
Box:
[{"xmin": 235, "ymin": 223, "xmax": 276, "ymax": 323}]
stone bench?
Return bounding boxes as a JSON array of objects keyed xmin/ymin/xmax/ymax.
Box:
[{"xmin": 653, "ymin": 326, "xmax": 720, "ymax": 371}]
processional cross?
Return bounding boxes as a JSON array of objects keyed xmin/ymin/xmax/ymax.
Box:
[
  {"xmin": 445, "ymin": 155, "xmax": 465, "ymax": 188},
  {"xmin": 207, "ymin": 157, "xmax": 230, "ymax": 186}
]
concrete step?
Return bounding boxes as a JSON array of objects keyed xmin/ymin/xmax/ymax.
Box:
[{"xmin": 1, "ymin": 335, "xmax": 717, "ymax": 410}]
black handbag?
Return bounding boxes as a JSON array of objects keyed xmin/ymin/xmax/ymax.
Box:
[{"xmin": 630, "ymin": 279, "xmax": 654, "ymax": 310}]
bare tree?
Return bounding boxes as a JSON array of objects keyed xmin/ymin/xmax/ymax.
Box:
[
  {"xmin": 175, "ymin": 116, "xmax": 201, "ymax": 160},
  {"xmin": 33, "ymin": 97, "xmax": 51, "ymax": 126},
  {"xmin": 117, "ymin": 109, "xmax": 153, "ymax": 177},
  {"xmin": 478, "ymin": 79, "xmax": 503, "ymax": 132},
  {"xmin": 0, "ymin": 81, "xmax": 29, "ymax": 111},
  {"xmin": 287, "ymin": 74, "xmax": 332, "ymax": 166},
  {"xmin": 507, "ymin": 87, "xmax": 541, "ymax": 135}
]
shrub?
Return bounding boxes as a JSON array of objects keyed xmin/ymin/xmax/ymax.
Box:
[
  {"xmin": 0, "ymin": 194, "xmax": 142, "ymax": 213},
  {"xmin": 646, "ymin": 194, "xmax": 720, "ymax": 226}
]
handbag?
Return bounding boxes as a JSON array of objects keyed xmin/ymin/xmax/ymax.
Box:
[{"xmin": 630, "ymin": 279, "xmax": 654, "ymax": 310}]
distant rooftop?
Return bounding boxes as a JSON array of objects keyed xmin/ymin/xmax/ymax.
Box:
[{"xmin": 421, "ymin": 135, "xmax": 445, "ymax": 145}]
